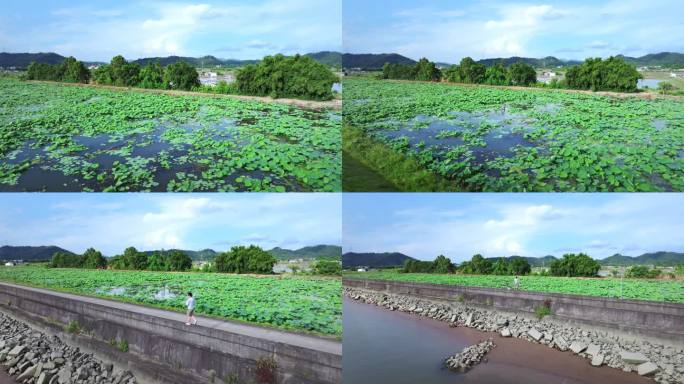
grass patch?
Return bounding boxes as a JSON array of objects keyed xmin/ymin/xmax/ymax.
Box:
[
  {"xmin": 535, "ymin": 305, "xmax": 552, "ymax": 320},
  {"xmin": 342, "ymin": 125, "xmax": 457, "ymax": 191},
  {"xmin": 65, "ymin": 320, "xmax": 80, "ymax": 334}
]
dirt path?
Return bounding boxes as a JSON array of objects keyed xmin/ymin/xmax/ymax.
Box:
[{"xmin": 26, "ymin": 81, "xmax": 342, "ymax": 110}]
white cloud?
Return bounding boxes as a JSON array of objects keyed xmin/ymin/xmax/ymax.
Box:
[
  {"xmin": 344, "ymin": 0, "xmax": 684, "ymax": 62},
  {"xmin": 3, "ymin": 0, "xmax": 340, "ymax": 61},
  {"xmin": 0, "ymin": 194, "xmax": 340, "ymax": 255},
  {"xmin": 343, "ymin": 194, "xmax": 684, "ymax": 262}
]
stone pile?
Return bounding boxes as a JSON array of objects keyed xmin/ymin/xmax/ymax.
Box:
[
  {"xmin": 345, "ymin": 287, "xmax": 684, "ymax": 384},
  {"xmin": 444, "ymin": 338, "xmax": 496, "ymax": 372},
  {"xmin": 0, "ymin": 312, "xmax": 138, "ymax": 384}
]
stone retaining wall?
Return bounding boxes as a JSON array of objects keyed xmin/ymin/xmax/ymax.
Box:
[
  {"xmin": 343, "ymin": 278, "xmax": 684, "ymax": 343},
  {"xmin": 0, "ymin": 282, "xmax": 341, "ymax": 384}
]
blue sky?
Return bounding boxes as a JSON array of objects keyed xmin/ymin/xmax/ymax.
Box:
[
  {"xmin": 0, "ymin": 0, "xmax": 341, "ymax": 61},
  {"xmin": 343, "ymin": 0, "xmax": 684, "ymax": 62},
  {"xmin": 343, "ymin": 193, "xmax": 684, "ymax": 262},
  {"xmin": 0, "ymin": 194, "xmax": 341, "ymax": 255}
]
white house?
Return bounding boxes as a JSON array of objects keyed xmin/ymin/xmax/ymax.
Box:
[
  {"xmin": 670, "ymin": 72, "xmax": 678, "ymax": 78},
  {"xmin": 357, "ymin": 267, "xmax": 368, "ymax": 272},
  {"xmin": 4, "ymin": 262, "xmax": 15, "ymax": 267}
]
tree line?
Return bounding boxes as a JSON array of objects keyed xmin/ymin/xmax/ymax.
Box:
[
  {"xmin": 26, "ymin": 57, "xmax": 90, "ymax": 83},
  {"xmin": 24, "ymin": 53, "xmax": 339, "ymax": 100},
  {"xmin": 92, "ymin": 55, "xmax": 200, "ymax": 90},
  {"xmin": 382, "ymin": 57, "xmax": 537, "ymax": 87},
  {"xmin": 49, "ymin": 244, "xmax": 341, "ymax": 275},
  {"xmin": 381, "ymin": 56, "xmax": 643, "ymax": 92},
  {"xmin": 401, "ymin": 252, "xmax": 603, "ymax": 277}
]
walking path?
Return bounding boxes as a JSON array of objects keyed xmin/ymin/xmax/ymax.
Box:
[{"xmin": 0, "ymin": 282, "xmax": 341, "ymax": 356}]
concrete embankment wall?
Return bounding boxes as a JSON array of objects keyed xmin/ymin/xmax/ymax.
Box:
[
  {"xmin": 0, "ymin": 282, "xmax": 341, "ymax": 384},
  {"xmin": 343, "ymin": 278, "xmax": 684, "ymax": 343}
]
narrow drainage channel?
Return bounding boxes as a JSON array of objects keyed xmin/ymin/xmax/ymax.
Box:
[{"xmin": 343, "ymin": 297, "xmax": 653, "ymax": 384}]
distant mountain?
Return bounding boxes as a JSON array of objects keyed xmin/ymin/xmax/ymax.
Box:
[
  {"xmin": 0, "ymin": 52, "xmax": 338, "ymax": 70},
  {"xmin": 475, "ymin": 56, "xmax": 582, "ymax": 68},
  {"xmin": 0, "ymin": 245, "xmax": 73, "ymax": 262},
  {"xmin": 618, "ymin": 52, "xmax": 684, "ymax": 67},
  {"xmin": 599, "ymin": 252, "xmax": 684, "ymax": 266},
  {"xmin": 342, "ymin": 53, "xmax": 416, "ymax": 70},
  {"xmin": 0, "ymin": 52, "xmax": 67, "ymax": 69},
  {"xmin": 305, "ymin": 51, "xmax": 342, "ymax": 67},
  {"xmin": 343, "ymin": 252, "xmax": 417, "ymax": 268},
  {"xmin": 268, "ymin": 245, "xmax": 341, "ymax": 260},
  {"xmin": 141, "ymin": 249, "xmax": 218, "ymax": 261}
]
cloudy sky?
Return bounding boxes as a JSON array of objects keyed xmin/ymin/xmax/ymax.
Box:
[
  {"xmin": 0, "ymin": 0, "xmax": 341, "ymax": 61},
  {"xmin": 343, "ymin": 194, "xmax": 684, "ymax": 262},
  {"xmin": 0, "ymin": 194, "xmax": 341, "ymax": 255},
  {"xmin": 343, "ymin": 0, "xmax": 684, "ymax": 62}
]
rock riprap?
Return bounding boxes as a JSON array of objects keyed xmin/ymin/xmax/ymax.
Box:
[
  {"xmin": 0, "ymin": 312, "xmax": 138, "ymax": 384},
  {"xmin": 345, "ymin": 287, "xmax": 683, "ymax": 384},
  {"xmin": 444, "ymin": 338, "xmax": 496, "ymax": 372}
]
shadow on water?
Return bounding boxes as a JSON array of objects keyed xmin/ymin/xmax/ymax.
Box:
[{"xmin": 343, "ymin": 298, "xmax": 653, "ymax": 384}]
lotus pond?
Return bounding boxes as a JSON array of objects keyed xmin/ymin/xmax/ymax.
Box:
[
  {"xmin": 0, "ymin": 265, "xmax": 342, "ymax": 336},
  {"xmin": 344, "ymin": 271, "xmax": 684, "ymax": 303},
  {"xmin": 343, "ymin": 78, "xmax": 684, "ymax": 191},
  {"xmin": 0, "ymin": 79, "xmax": 341, "ymax": 191}
]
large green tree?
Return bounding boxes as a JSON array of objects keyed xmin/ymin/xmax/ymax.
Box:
[
  {"xmin": 414, "ymin": 58, "xmax": 442, "ymax": 82},
  {"xmin": 432, "ymin": 254, "xmax": 455, "ymax": 273},
  {"xmin": 237, "ymin": 54, "xmax": 338, "ymax": 100},
  {"xmin": 166, "ymin": 250, "xmax": 192, "ymax": 271},
  {"xmin": 214, "ymin": 245, "xmax": 276, "ymax": 274},
  {"xmin": 163, "ymin": 61, "xmax": 200, "ymax": 90},
  {"xmin": 507, "ymin": 62, "xmax": 537, "ymax": 86},
  {"xmin": 82, "ymin": 247, "xmax": 107, "ymax": 269},
  {"xmin": 484, "ymin": 62, "xmax": 508, "ymax": 85},
  {"xmin": 549, "ymin": 253, "xmax": 600, "ymax": 277}
]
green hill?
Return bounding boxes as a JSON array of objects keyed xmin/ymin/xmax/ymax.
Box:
[
  {"xmin": 305, "ymin": 51, "xmax": 342, "ymax": 67},
  {"xmin": 268, "ymin": 245, "xmax": 341, "ymax": 260},
  {"xmin": 619, "ymin": 52, "xmax": 684, "ymax": 67},
  {"xmin": 342, "ymin": 53, "xmax": 416, "ymax": 70},
  {"xmin": 342, "ymin": 252, "xmax": 417, "ymax": 268},
  {"xmin": 0, "ymin": 245, "xmax": 74, "ymax": 261},
  {"xmin": 599, "ymin": 251, "xmax": 684, "ymax": 266}
]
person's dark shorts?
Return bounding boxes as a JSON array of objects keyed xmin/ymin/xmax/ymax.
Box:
[{"xmin": 187, "ymin": 308, "xmax": 194, "ymax": 316}]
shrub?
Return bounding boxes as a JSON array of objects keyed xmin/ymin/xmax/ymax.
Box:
[
  {"xmin": 626, "ymin": 265, "xmax": 661, "ymax": 279},
  {"xmin": 313, "ymin": 260, "xmax": 342, "ymax": 275},
  {"xmin": 237, "ymin": 54, "xmax": 338, "ymax": 100}
]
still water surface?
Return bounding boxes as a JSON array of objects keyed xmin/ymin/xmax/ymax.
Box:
[{"xmin": 343, "ymin": 297, "xmax": 652, "ymax": 384}]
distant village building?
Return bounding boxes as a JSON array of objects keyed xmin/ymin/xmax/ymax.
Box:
[
  {"xmin": 670, "ymin": 72, "xmax": 678, "ymax": 78},
  {"xmin": 4, "ymin": 262, "xmax": 15, "ymax": 267},
  {"xmin": 356, "ymin": 267, "xmax": 368, "ymax": 272}
]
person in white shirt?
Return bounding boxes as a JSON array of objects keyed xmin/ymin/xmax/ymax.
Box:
[
  {"xmin": 185, "ymin": 292, "xmax": 197, "ymax": 326},
  {"xmin": 513, "ymin": 276, "xmax": 520, "ymax": 290}
]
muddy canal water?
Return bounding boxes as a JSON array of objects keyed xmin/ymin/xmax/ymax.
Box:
[{"xmin": 343, "ymin": 297, "xmax": 652, "ymax": 384}]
